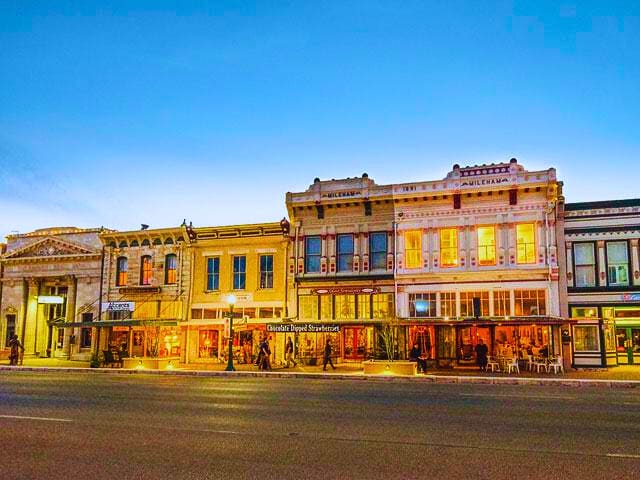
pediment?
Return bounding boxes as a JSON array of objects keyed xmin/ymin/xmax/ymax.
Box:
[{"xmin": 2, "ymin": 236, "xmax": 99, "ymax": 260}]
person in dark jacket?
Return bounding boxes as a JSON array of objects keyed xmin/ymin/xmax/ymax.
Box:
[
  {"xmin": 323, "ymin": 339, "xmax": 336, "ymax": 371},
  {"xmin": 475, "ymin": 338, "xmax": 489, "ymax": 372},
  {"xmin": 284, "ymin": 337, "xmax": 297, "ymax": 368},
  {"xmin": 9, "ymin": 335, "xmax": 24, "ymax": 366},
  {"xmin": 409, "ymin": 342, "xmax": 427, "ymax": 373}
]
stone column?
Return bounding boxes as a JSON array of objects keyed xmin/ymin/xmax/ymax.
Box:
[
  {"xmin": 23, "ymin": 278, "xmax": 40, "ymax": 356},
  {"xmin": 66, "ymin": 275, "xmax": 77, "ymax": 358}
]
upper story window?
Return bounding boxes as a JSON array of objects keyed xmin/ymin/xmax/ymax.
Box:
[
  {"xmin": 409, "ymin": 293, "xmax": 436, "ymax": 318},
  {"xmin": 606, "ymin": 241, "xmax": 629, "ymax": 286},
  {"xmin": 259, "ymin": 254, "xmax": 274, "ymax": 289},
  {"xmin": 440, "ymin": 228, "xmax": 458, "ymax": 267},
  {"xmin": 404, "ymin": 230, "xmax": 422, "ymax": 268},
  {"xmin": 516, "ymin": 223, "xmax": 536, "ymax": 264},
  {"xmin": 514, "ymin": 290, "xmax": 546, "ymax": 315},
  {"xmin": 573, "ymin": 243, "xmax": 596, "ymax": 287},
  {"xmin": 460, "ymin": 291, "xmax": 489, "ymax": 317},
  {"xmin": 233, "ymin": 255, "xmax": 246, "ymax": 290},
  {"xmin": 140, "ymin": 256, "xmax": 153, "ymax": 285},
  {"xmin": 116, "ymin": 257, "xmax": 128, "ymax": 286},
  {"xmin": 164, "ymin": 254, "xmax": 177, "ymax": 284},
  {"xmin": 305, "ymin": 236, "xmax": 321, "ymax": 273},
  {"xmin": 206, "ymin": 257, "xmax": 220, "ymax": 291},
  {"xmin": 493, "ymin": 290, "xmax": 511, "ymax": 317},
  {"xmin": 369, "ymin": 232, "xmax": 387, "ymax": 270},
  {"xmin": 337, "ymin": 234, "xmax": 354, "ymax": 272},
  {"xmin": 477, "ymin": 226, "xmax": 496, "ymax": 266}
]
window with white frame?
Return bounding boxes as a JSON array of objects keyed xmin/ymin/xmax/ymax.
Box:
[
  {"xmin": 606, "ymin": 241, "xmax": 629, "ymax": 286},
  {"xmin": 573, "ymin": 243, "xmax": 596, "ymax": 287}
]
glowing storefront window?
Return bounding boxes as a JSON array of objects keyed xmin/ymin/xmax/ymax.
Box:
[
  {"xmin": 335, "ymin": 295, "xmax": 356, "ymax": 319},
  {"xmin": 516, "ymin": 223, "xmax": 536, "ymax": 264},
  {"xmin": 493, "ymin": 290, "xmax": 510, "ymax": 317},
  {"xmin": 574, "ymin": 326, "xmax": 600, "ymax": 352},
  {"xmin": 514, "ymin": 290, "xmax": 546, "ymax": 316},
  {"xmin": 440, "ymin": 228, "xmax": 458, "ymax": 267},
  {"xmin": 571, "ymin": 307, "xmax": 598, "ymax": 318},
  {"xmin": 299, "ymin": 296, "xmax": 318, "ymax": 320},
  {"xmin": 372, "ymin": 293, "xmax": 393, "ymax": 319},
  {"xmin": 404, "ymin": 230, "xmax": 422, "ymax": 268},
  {"xmin": 477, "ymin": 226, "xmax": 496, "ymax": 266},
  {"xmin": 320, "ymin": 295, "xmax": 333, "ymax": 320}
]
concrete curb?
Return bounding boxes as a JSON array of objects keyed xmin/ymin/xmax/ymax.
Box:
[{"xmin": 1, "ymin": 365, "xmax": 639, "ymax": 388}]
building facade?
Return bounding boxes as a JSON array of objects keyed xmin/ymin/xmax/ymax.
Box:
[
  {"xmin": 394, "ymin": 159, "xmax": 569, "ymax": 368},
  {"xmin": 96, "ymin": 226, "xmax": 193, "ymax": 362},
  {"xmin": 184, "ymin": 222, "xmax": 289, "ymax": 366},
  {"xmin": 0, "ymin": 227, "xmax": 104, "ymax": 361},
  {"xmin": 563, "ymin": 199, "xmax": 640, "ymax": 368},
  {"xmin": 287, "ymin": 174, "xmax": 397, "ymax": 364}
]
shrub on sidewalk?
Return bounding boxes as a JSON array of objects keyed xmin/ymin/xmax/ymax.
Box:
[{"xmin": 89, "ymin": 352, "xmax": 101, "ymax": 368}]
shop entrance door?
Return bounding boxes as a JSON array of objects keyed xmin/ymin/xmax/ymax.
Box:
[
  {"xmin": 616, "ymin": 328, "xmax": 640, "ymax": 365},
  {"xmin": 343, "ymin": 327, "xmax": 366, "ymax": 360},
  {"xmin": 457, "ymin": 326, "xmax": 491, "ymax": 366}
]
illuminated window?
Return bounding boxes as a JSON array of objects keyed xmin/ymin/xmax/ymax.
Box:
[
  {"xmin": 404, "ymin": 230, "xmax": 422, "ymax": 268},
  {"xmin": 305, "ymin": 236, "xmax": 321, "ymax": 273},
  {"xmin": 199, "ymin": 330, "xmax": 219, "ymax": 358},
  {"xmin": 514, "ymin": 290, "xmax": 546, "ymax": 315},
  {"xmin": 477, "ymin": 226, "xmax": 496, "ymax": 266},
  {"xmin": 372, "ymin": 293, "xmax": 393, "ymax": 319},
  {"xmin": 440, "ymin": 228, "xmax": 458, "ymax": 267},
  {"xmin": 320, "ymin": 295, "xmax": 333, "ymax": 320},
  {"xmin": 206, "ymin": 257, "xmax": 219, "ymax": 291},
  {"xmin": 233, "ymin": 256, "xmax": 246, "ymax": 290},
  {"xmin": 516, "ymin": 223, "xmax": 536, "ymax": 264},
  {"xmin": 335, "ymin": 295, "xmax": 356, "ymax": 319},
  {"xmin": 116, "ymin": 257, "xmax": 128, "ymax": 286},
  {"xmin": 440, "ymin": 292, "xmax": 456, "ymax": 318},
  {"xmin": 369, "ymin": 232, "xmax": 388, "ymax": 270},
  {"xmin": 337, "ymin": 234, "xmax": 354, "ymax": 272},
  {"xmin": 493, "ymin": 290, "xmax": 511, "ymax": 317},
  {"xmin": 409, "ymin": 293, "xmax": 436, "ymax": 318},
  {"xmin": 460, "ymin": 292, "xmax": 489, "ymax": 317},
  {"xmin": 573, "ymin": 243, "xmax": 596, "ymax": 287},
  {"xmin": 358, "ymin": 295, "xmax": 371, "ymax": 319},
  {"xmin": 259, "ymin": 255, "xmax": 274, "ymax": 289},
  {"xmin": 606, "ymin": 241, "xmax": 629, "ymax": 286},
  {"xmin": 573, "ymin": 326, "xmax": 600, "ymax": 352},
  {"xmin": 164, "ymin": 254, "xmax": 177, "ymax": 284},
  {"xmin": 299, "ymin": 296, "xmax": 319, "ymax": 320},
  {"xmin": 140, "ymin": 256, "xmax": 153, "ymax": 285}
]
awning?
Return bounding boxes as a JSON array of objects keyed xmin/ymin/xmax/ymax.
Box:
[
  {"xmin": 54, "ymin": 319, "xmax": 180, "ymax": 328},
  {"xmin": 398, "ymin": 316, "xmax": 573, "ymax": 326}
]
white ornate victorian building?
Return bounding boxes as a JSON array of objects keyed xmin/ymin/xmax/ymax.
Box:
[
  {"xmin": 393, "ymin": 159, "xmax": 570, "ymax": 367},
  {"xmin": 0, "ymin": 227, "xmax": 105, "ymax": 361}
]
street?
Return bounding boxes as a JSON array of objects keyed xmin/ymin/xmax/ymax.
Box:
[{"xmin": 1, "ymin": 372, "xmax": 639, "ymax": 480}]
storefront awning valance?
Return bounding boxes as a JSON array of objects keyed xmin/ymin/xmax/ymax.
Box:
[
  {"xmin": 53, "ymin": 319, "xmax": 180, "ymax": 328},
  {"xmin": 398, "ymin": 316, "xmax": 572, "ymax": 326}
]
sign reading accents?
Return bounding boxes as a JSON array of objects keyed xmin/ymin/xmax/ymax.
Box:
[{"xmin": 102, "ymin": 302, "xmax": 135, "ymax": 312}]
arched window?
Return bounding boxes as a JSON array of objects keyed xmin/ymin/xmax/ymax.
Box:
[
  {"xmin": 116, "ymin": 257, "xmax": 128, "ymax": 286},
  {"xmin": 140, "ymin": 256, "xmax": 153, "ymax": 285},
  {"xmin": 165, "ymin": 254, "xmax": 177, "ymax": 284}
]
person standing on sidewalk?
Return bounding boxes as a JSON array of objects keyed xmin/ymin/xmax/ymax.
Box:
[
  {"xmin": 285, "ymin": 337, "xmax": 297, "ymax": 368},
  {"xmin": 8, "ymin": 335, "xmax": 24, "ymax": 366},
  {"xmin": 323, "ymin": 338, "xmax": 336, "ymax": 371},
  {"xmin": 475, "ymin": 338, "xmax": 488, "ymax": 372}
]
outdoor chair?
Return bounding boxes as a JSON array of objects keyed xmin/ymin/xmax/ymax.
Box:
[
  {"xmin": 548, "ymin": 356, "xmax": 564, "ymax": 374},
  {"xmin": 533, "ymin": 357, "xmax": 548, "ymax": 373},
  {"xmin": 102, "ymin": 350, "xmax": 119, "ymax": 368},
  {"xmin": 486, "ymin": 356, "xmax": 500, "ymax": 372},
  {"xmin": 506, "ymin": 356, "xmax": 520, "ymax": 374},
  {"xmin": 525, "ymin": 354, "xmax": 534, "ymax": 371}
]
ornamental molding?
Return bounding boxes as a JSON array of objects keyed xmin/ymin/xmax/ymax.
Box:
[{"xmin": 2, "ymin": 236, "xmax": 100, "ymax": 263}]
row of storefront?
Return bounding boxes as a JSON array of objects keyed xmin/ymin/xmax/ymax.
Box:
[{"xmin": 2, "ymin": 161, "xmax": 639, "ymax": 370}]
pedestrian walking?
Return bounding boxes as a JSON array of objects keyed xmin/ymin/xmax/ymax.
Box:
[
  {"xmin": 475, "ymin": 338, "xmax": 488, "ymax": 372},
  {"xmin": 323, "ymin": 338, "xmax": 336, "ymax": 371},
  {"xmin": 284, "ymin": 337, "xmax": 297, "ymax": 368},
  {"xmin": 259, "ymin": 337, "xmax": 272, "ymax": 371},
  {"xmin": 8, "ymin": 334, "xmax": 24, "ymax": 366}
]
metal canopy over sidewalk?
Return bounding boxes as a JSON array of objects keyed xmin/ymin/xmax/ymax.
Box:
[{"xmin": 51, "ymin": 319, "xmax": 180, "ymax": 328}]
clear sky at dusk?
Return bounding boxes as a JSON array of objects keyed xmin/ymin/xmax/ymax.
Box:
[{"xmin": 1, "ymin": 1, "xmax": 639, "ymax": 236}]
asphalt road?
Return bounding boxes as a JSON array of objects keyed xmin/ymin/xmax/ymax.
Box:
[{"xmin": 1, "ymin": 372, "xmax": 639, "ymax": 480}]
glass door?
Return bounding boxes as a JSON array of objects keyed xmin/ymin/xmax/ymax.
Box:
[
  {"xmin": 343, "ymin": 327, "xmax": 366, "ymax": 360},
  {"xmin": 616, "ymin": 328, "xmax": 633, "ymax": 364}
]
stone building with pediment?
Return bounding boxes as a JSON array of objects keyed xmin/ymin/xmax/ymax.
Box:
[{"xmin": 0, "ymin": 227, "xmax": 105, "ymax": 361}]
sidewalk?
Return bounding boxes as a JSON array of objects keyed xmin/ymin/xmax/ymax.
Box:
[{"xmin": 4, "ymin": 358, "xmax": 640, "ymax": 386}]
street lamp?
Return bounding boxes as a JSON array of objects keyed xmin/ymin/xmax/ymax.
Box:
[{"xmin": 225, "ymin": 294, "xmax": 237, "ymax": 371}]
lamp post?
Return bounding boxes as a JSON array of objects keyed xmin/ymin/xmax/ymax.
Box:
[{"xmin": 225, "ymin": 294, "xmax": 237, "ymax": 371}]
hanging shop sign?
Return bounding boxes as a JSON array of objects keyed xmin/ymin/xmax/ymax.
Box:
[
  {"xmin": 102, "ymin": 302, "xmax": 135, "ymax": 312},
  {"xmin": 312, "ymin": 287, "xmax": 380, "ymax": 295}
]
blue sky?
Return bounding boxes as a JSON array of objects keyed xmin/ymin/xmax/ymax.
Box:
[{"xmin": 1, "ymin": 1, "xmax": 639, "ymax": 236}]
